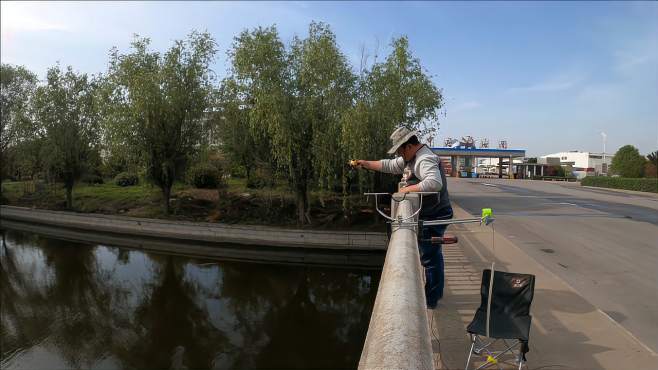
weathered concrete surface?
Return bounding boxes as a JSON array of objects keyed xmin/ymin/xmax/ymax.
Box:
[
  {"xmin": 430, "ymin": 202, "xmax": 658, "ymax": 370},
  {"xmin": 0, "ymin": 206, "xmax": 387, "ymax": 267},
  {"xmin": 359, "ymin": 194, "xmax": 434, "ymax": 370}
]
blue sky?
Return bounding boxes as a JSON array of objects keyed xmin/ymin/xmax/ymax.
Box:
[{"xmin": 2, "ymin": 1, "xmax": 657, "ymax": 157}]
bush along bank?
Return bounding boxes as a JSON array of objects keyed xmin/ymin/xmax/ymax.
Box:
[
  {"xmin": 0, "ymin": 179, "xmax": 385, "ymax": 231},
  {"xmin": 581, "ymin": 177, "xmax": 658, "ymax": 193}
]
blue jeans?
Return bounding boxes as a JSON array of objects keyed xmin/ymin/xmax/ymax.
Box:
[{"xmin": 419, "ymin": 224, "xmax": 447, "ymax": 308}]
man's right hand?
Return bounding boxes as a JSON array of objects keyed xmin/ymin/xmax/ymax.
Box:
[{"xmin": 353, "ymin": 160, "xmax": 382, "ymax": 172}]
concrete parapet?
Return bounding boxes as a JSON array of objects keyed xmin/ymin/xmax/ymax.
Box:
[{"xmin": 358, "ymin": 193, "xmax": 433, "ymax": 370}]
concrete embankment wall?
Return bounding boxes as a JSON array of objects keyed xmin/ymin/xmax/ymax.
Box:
[{"xmin": 0, "ymin": 206, "xmax": 387, "ymax": 267}]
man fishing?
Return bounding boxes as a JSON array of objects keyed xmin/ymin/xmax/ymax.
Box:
[{"xmin": 353, "ymin": 126, "xmax": 454, "ymax": 309}]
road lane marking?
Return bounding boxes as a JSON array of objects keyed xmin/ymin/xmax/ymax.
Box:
[
  {"xmin": 597, "ymin": 308, "xmax": 658, "ymax": 356},
  {"xmin": 481, "ymin": 183, "xmax": 497, "ymax": 187}
]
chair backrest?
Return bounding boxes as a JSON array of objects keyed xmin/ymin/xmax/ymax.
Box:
[{"xmin": 479, "ymin": 269, "xmax": 535, "ymax": 318}]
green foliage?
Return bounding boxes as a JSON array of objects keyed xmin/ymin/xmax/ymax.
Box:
[
  {"xmin": 221, "ymin": 24, "xmax": 443, "ymax": 223},
  {"xmin": 377, "ymin": 36, "xmax": 442, "ymax": 134},
  {"xmin": 4, "ymin": 137, "xmax": 45, "ymax": 181},
  {"xmin": 581, "ymin": 176, "xmax": 658, "ymax": 193},
  {"xmin": 647, "ymin": 150, "xmax": 658, "ymax": 167},
  {"xmin": 292, "ymin": 22, "xmax": 355, "ymax": 191},
  {"xmin": 99, "ymin": 153, "xmax": 130, "ymax": 179},
  {"xmin": 2, "ymin": 24, "xmax": 445, "ymax": 227},
  {"xmin": 114, "ymin": 172, "xmax": 139, "ymax": 187},
  {"xmin": 246, "ymin": 167, "xmax": 275, "ymax": 189},
  {"xmin": 341, "ymin": 36, "xmax": 443, "ymax": 198},
  {"xmin": 82, "ymin": 174, "xmax": 104, "ymax": 185},
  {"xmin": 611, "ymin": 145, "xmax": 646, "ymax": 178},
  {"xmin": 32, "ymin": 64, "xmax": 100, "ymax": 209},
  {"xmin": 553, "ymin": 165, "xmax": 566, "ymax": 177},
  {"xmin": 647, "ymin": 151, "xmax": 658, "ymax": 176},
  {"xmin": 226, "ymin": 23, "xmax": 356, "ymax": 223},
  {"xmin": 1, "ymin": 181, "xmax": 167, "ymax": 214},
  {"xmin": 104, "ymin": 31, "xmax": 217, "ymax": 213},
  {"xmin": 0, "ymin": 64, "xmax": 38, "ymax": 179},
  {"xmin": 215, "ymin": 77, "xmax": 263, "ymax": 181},
  {"xmin": 186, "ymin": 163, "xmax": 222, "ymax": 189}
]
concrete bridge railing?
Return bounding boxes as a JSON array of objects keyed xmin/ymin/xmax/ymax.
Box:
[{"xmin": 358, "ymin": 193, "xmax": 433, "ymax": 370}]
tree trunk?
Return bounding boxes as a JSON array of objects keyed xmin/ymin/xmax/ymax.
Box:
[
  {"xmin": 296, "ymin": 190, "xmax": 306, "ymax": 225},
  {"xmin": 163, "ymin": 186, "xmax": 171, "ymax": 214},
  {"xmin": 295, "ymin": 185, "xmax": 312, "ymax": 225},
  {"xmin": 66, "ymin": 185, "xmax": 73, "ymax": 210},
  {"xmin": 305, "ymin": 191, "xmax": 312, "ymax": 224}
]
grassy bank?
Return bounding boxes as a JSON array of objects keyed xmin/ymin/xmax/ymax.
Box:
[
  {"xmin": 0, "ymin": 179, "xmax": 385, "ymax": 231},
  {"xmin": 580, "ymin": 176, "xmax": 658, "ymax": 193}
]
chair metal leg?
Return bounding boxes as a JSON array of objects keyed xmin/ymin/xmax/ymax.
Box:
[
  {"xmin": 517, "ymin": 345, "xmax": 525, "ymax": 370},
  {"xmin": 467, "ymin": 335, "xmax": 527, "ymax": 370},
  {"xmin": 465, "ymin": 334, "xmax": 476, "ymax": 370}
]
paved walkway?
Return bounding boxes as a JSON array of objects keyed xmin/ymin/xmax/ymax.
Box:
[{"xmin": 429, "ymin": 204, "xmax": 657, "ymax": 370}]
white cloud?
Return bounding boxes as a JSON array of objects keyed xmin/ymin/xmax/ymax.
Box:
[
  {"xmin": 1, "ymin": 2, "xmax": 70, "ymax": 33},
  {"xmin": 506, "ymin": 67, "xmax": 589, "ymax": 94},
  {"xmin": 613, "ymin": 36, "xmax": 658, "ymax": 76},
  {"xmin": 509, "ymin": 81, "xmax": 574, "ymax": 93},
  {"xmin": 451, "ymin": 100, "xmax": 481, "ymax": 112},
  {"xmin": 615, "ymin": 51, "xmax": 651, "ymax": 71},
  {"xmin": 507, "ymin": 76, "xmax": 582, "ymax": 93}
]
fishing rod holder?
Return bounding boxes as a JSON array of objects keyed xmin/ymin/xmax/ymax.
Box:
[
  {"xmin": 364, "ymin": 192, "xmax": 438, "ymax": 224},
  {"xmin": 364, "ymin": 192, "xmax": 495, "ymax": 234}
]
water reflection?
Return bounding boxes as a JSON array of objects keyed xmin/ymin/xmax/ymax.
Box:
[{"xmin": 0, "ymin": 230, "xmax": 380, "ymax": 369}]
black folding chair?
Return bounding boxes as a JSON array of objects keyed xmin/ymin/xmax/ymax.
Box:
[{"xmin": 465, "ymin": 269, "xmax": 536, "ymax": 370}]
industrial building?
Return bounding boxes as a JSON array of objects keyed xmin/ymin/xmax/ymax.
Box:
[
  {"xmin": 431, "ymin": 135, "xmax": 612, "ymax": 180},
  {"xmin": 539, "ymin": 151, "xmax": 612, "ymax": 179}
]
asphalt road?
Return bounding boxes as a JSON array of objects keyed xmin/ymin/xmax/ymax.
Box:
[{"xmin": 446, "ymin": 177, "xmax": 658, "ymax": 353}]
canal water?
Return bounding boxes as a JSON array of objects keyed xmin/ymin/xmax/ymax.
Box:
[{"xmin": 0, "ymin": 230, "xmax": 381, "ymax": 369}]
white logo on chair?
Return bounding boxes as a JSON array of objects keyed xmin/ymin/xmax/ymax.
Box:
[{"xmin": 512, "ymin": 278, "xmax": 526, "ymax": 288}]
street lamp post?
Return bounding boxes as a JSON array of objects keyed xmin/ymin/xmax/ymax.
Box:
[{"xmin": 601, "ymin": 132, "xmax": 607, "ymax": 175}]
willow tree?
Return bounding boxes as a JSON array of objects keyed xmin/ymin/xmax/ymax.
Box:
[
  {"xmin": 0, "ymin": 64, "xmax": 38, "ymax": 180},
  {"xmin": 228, "ymin": 23, "xmax": 354, "ymax": 224},
  {"xmin": 32, "ymin": 65, "xmax": 100, "ymax": 209},
  {"xmin": 378, "ymin": 36, "xmax": 442, "ymax": 134},
  {"xmin": 105, "ymin": 31, "xmax": 217, "ymax": 213},
  {"xmin": 215, "ymin": 78, "xmax": 256, "ymax": 180},
  {"xmin": 289, "ymin": 22, "xmax": 355, "ymax": 201},
  {"xmin": 342, "ymin": 36, "xmax": 443, "ymax": 194}
]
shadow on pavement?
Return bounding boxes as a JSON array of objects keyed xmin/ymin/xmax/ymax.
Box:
[{"xmin": 430, "ymin": 229, "xmax": 610, "ymax": 370}]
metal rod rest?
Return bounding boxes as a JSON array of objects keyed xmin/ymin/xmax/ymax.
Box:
[
  {"xmin": 395, "ymin": 217, "xmax": 492, "ymax": 228},
  {"xmin": 363, "ymin": 192, "xmax": 494, "ymax": 226},
  {"xmin": 423, "ymin": 218, "xmax": 485, "ymax": 226}
]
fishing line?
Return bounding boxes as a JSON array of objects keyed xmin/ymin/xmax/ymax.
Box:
[{"xmin": 486, "ymin": 219, "xmax": 496, "ymax": 338}]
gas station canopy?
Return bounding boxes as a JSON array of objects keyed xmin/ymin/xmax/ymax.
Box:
[{"xmin": 430, "ymin": 147, "xmax": 526, "ymax": 158}]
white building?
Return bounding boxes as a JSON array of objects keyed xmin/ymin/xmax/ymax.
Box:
[{"xmin": 539, "ymin": 151, "xmax": 613, "ymax": 179}]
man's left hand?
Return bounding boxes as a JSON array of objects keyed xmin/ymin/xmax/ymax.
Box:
[{"xmin": 399, "ymin": 184, "xmax": 421, "ymax": 193}]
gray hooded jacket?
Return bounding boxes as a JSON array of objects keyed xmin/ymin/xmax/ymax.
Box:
[{"xmin": 380, "ymin": 145, "xmax": 452, "ymax": 218}]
